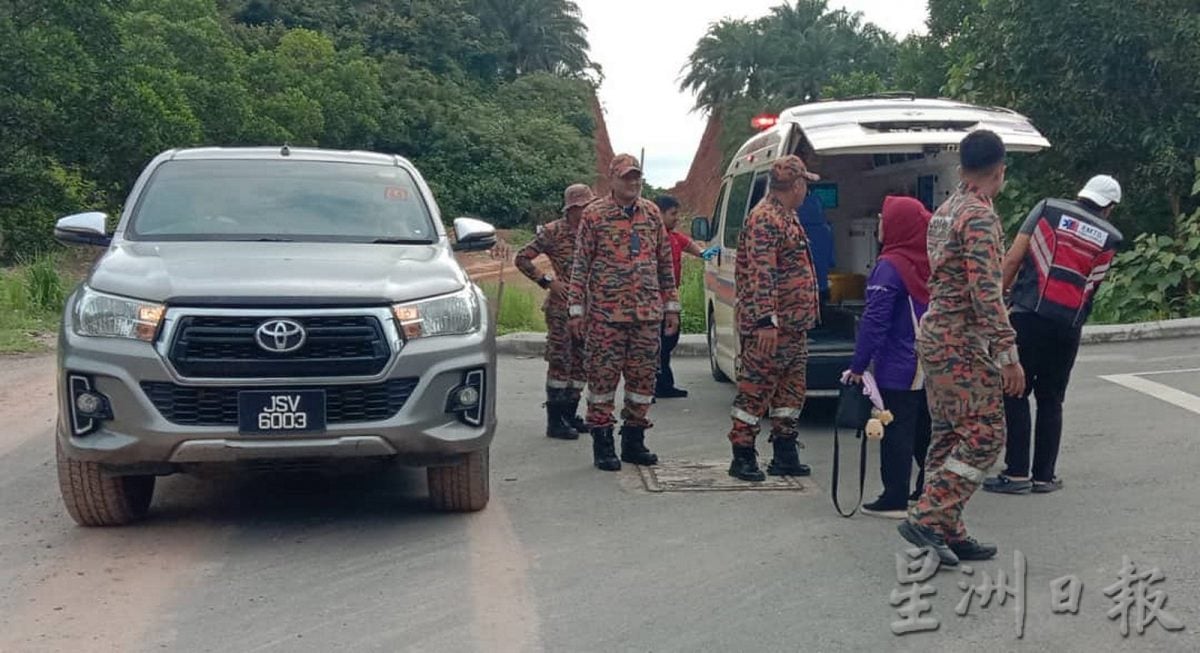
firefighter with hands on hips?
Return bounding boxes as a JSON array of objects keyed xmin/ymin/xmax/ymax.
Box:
[
  {"xmin": 568, "ymin": 154, "xmax": 681, "ymax": 472},
  {"xmin": 726, "ymin": 155, "xmax": 822, "ymax": 483},
  {"xmin": 515, "ymin": 183, "xmax": 596, "ymax": 440}
]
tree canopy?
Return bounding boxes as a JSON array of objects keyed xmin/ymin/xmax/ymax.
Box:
[{"xmin": 0, "ymin": 0, "xmax": 600, "ymax": 261}]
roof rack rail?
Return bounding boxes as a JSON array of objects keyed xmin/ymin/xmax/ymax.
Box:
[{"xmin": 840, "ymin": 91, "xmax": 917, "ymax": 102}]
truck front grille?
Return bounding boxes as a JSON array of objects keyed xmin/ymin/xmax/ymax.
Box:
[
  {"xmin": 141, "ymin": 379, "xmax": 419, "ymax": 426},
  {"xmin": 168, "ymin": 315, "xmax": 391, "ymax": 378}
]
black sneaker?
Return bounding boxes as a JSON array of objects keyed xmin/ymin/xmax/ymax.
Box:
[
  {"xmin": 897, "ymin": 521, "xmax": 959, "ymax": 567},
  {"xmin": 861, "ymin": 499, "xmax": 907, "ymax": 520},
  {"xmin": 982, "ymin": 475, "xmax": 1032, "ymax": 495},
  {"xmin": 655, "ymin": 387, "xmax": 689, "ymax": 399},
  {"xmin": 1031, "ymin": 478, "xmax": 1063, "ymax": 494},
  {"xmin": 948, "ymin": 536, "xmax": 998, "ymax": 561}
]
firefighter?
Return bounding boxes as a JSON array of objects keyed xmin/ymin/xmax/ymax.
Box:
[
  {"xmin": 726, "ymin": 155, "xmax": 821, "ymax": 482},
  {"xmin": 515, "ymin": 183, "xmax": 596, "ymax": 439},
  {"xmin": 568, "ymin": 154, "xmax": 680, "ymax": 471}
]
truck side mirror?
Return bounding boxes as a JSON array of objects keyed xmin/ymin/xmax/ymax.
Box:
[
  {"xmin": 451, "ymin": 217, "xmax": 497, "ymax": 252},
  {"xmin": 54, "ymin": 212, "xmax": 111, "ymax": 247},
  {"xmin": 690, "ymin": 216, "xmax": 711, "ymax": 242}
]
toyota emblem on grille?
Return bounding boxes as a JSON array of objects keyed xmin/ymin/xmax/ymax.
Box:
[{"xmin": 255, "ymin": 319, "xmax": 306, "ymax": 353}]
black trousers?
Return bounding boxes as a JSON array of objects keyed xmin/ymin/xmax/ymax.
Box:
[
  {"xmin": 1003, "ymin": 311, "xmax": 1081, "ymax": 482},
  {"xmin": 878, "ymin": 388, "xmax": 932, "ymax": 505},
  {"xmin": 656, "ymin": 320, "xmax": 681, "ymax": 392}
]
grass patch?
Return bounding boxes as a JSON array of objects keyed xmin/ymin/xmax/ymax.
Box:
[
  {"xmin": 679, "ymin": 258, "xmax": 706, "ymax": 334},
  {"xmin": 478, "ymin": 257, "xmax": 708, "ymax": 336},
  {"xmin": 0, "ymin": 253, "xmax": 72, "ymax": 353},
  {"xmin": 479, "ymin": 281, "xmax": 547, "ymax": 335}
]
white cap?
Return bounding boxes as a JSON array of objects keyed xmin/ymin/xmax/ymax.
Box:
[{"xmin": 1077, "ymin": 175, "xmax": 1122, "ymax": 207}]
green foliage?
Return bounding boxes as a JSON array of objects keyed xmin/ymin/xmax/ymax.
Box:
[
  {"xmin": 0, "ymin": 253, "xmax": 72, "ymax": 353},
  {"xmin": 923, "ymin": 0, "xmax": 1200, "ymax": 238},
  {"xmin": 479, "ymin": 282, "xmax": 548, "ymax": 335},
  {"xmin": 1, "ymin": 0, "xmax": 600, "ymax": 261},
  {"xmin": 678, "ymin": 258, "xmax": 706, "ymax": 334},
  {"xmin": 681, "ymin": 0, "xmax": 898, "ymax": 113},
  {"xmin": 1091, "ymin": 163, "xmax": 1200, "ymax": 324}
]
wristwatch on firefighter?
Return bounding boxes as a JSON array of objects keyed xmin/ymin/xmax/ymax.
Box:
[
  {"xmin": 996, "ymin": 346, "xmax": 1019, "ymax": 367},
  {"xmin": 755, "ymin": 315, "xmax": 779, "ymax": 330},
  {"xmin": 537, "ymin": 274, "xmax": 553, "ymax": 290}
]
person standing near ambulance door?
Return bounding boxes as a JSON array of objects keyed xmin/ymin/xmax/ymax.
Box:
[
  {"xmin": 568, "ymin": 154, "xmax": 680, "ymax": 472},
  {"xmin": 898, "ymin": 130, "xmax": 1026, "ymax": 567},
  {"xmin": 983, "ymin": 175, "xmax": 1124, "ymax": 495},
  {"xmin": 726, "ymin": 155, "xmax": 821, "ymax": 482},
  {"xmin": 847, "ymin": 196, "xmax": 933, "ymax": 519},
  {"xmin": 516, "ymin": 183, "xmax": 596, "ymax": 440},
  {"xmin": 653, "ymin": 194, "xmax": 711, "ymax": 399}
]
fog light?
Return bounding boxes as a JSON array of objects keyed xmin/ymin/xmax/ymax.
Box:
[
  {"xmin": 445, "ymin": 369, "xmax": 486, "ymax": 427},
  {"xmin": 455, "ymin": 386, "xmax": 480, "ymax": 408},
  {"xmin": 75, "ymin": 392, "xmax": 104, "ymax": 416},
  {"xmin": 68, "ymin": 374, "xmax": 111, "ymax": 436}
]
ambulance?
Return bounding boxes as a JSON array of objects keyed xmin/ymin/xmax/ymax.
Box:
[{"xmin": 691, "ymin": 94, "xmax": 1050, "ymax": 395}]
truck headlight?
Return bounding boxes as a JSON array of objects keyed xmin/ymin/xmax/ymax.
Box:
[
  {"xmin": 74, "ymin": 286, "xmax": 165, "ymax": 342},
  {"xmin": 391, "ymin": 287, "xmax": 480, "ymax": 339}
]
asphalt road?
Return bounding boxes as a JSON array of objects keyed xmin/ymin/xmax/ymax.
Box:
[{"xmin": 1, "ymin": 338, "xmax": 1199, "ymax": 652}]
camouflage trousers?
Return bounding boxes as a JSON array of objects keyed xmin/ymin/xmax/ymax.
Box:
[
  {"xmin": 544, "ymin": 310, "xmax": 586, "ymax": 399},
  {"xmin": 909, "ymin": 341, "xmax": 1006, "ymax": 542},
  {"xmin": 585, "ymin": 320, "xmax": 660, "ymax": 428},
  {"xmin": 727, "ymin": 330, "xmax": 808, "ymax": 447}
]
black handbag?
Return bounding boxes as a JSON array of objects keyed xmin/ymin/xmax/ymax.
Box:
[{"xmin": 832, "ymin": 380, "xmax": 874, "ymax": 517}]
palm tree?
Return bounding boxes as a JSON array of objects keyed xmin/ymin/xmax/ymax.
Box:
[
  {"xmin": 681, "ymin": 0, "xmax": 897, "ymax": 112},
  {"xmin": 476, "ymin": 0, "xmax": 596, "ymax": 79}
]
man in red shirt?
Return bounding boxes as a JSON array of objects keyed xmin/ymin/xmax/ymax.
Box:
[{"xmin": 654, "ymin": 195, "xmax": 705, "ymax": 399}]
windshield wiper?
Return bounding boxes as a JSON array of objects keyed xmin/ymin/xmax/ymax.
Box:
[
  {"xmin": 230, "ymin": 237, "xmax": 294, "ymax": 242},
  {"xmin": 371, "ymin": 238, "xmax": 434, "ymax": 245}
]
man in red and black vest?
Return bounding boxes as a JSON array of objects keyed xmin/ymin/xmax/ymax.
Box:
[{"xmin": 984, "ymin": 175, "xmax": 1124, "ymax": 496}]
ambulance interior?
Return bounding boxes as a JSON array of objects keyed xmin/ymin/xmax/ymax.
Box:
[
  {"xmin": 784, "ymin": 145, "xmax": 959, "ymax": 351},
  {"xmin": 808, "ymin": 148, "xmax": 959, "ymax": 294}
]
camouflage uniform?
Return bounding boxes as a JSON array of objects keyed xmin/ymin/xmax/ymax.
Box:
[
  {"xmin": 515, "ymin": 185, "xmax": 593, "ymax": 410},
  {"xmin": 908, "ymin": 181, "xmax": 1018, "ymax": 542},
  {"xmin": 728, "ymin": 159, "xmax": 820, "ymax": 448},
  {"xmin": 568, "ymin": 161, "xmax": 680, "ymax": 432}
]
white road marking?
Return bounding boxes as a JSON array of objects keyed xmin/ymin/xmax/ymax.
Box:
[
  {"xmin": 1132, "ymin": 367, "xmax": 1200, "ymax": 376},
  {"xmin": 1100, "ymin": 373, "xmax": 1200, "ymax": 416}
]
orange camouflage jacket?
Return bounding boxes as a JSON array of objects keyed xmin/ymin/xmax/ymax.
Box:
[
  {"xmin": 515, "ymin": 218, "xmax": 577, "ymax": 314},
  {"xmin": 568, "ymin": 196, "xmax": 680, "ymax": 323},
  {"xmin": 735, "ymin": 194, "xmax": 819, "ymax": 335},
  {"xmin": 919, "ymin": 182, "xmax": 1018, "ymax": 362}
]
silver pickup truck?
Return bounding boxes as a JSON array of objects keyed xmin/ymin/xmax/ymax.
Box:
[{"xmin": 52, "ymin": 146, "xmax": 498, "ymax": 526}]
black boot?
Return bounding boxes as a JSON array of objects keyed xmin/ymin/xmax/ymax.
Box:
[
  {"xmin": 619, "ymin": 426, "xmax": 658, "ymax": 466},
  {"xmin": 766, "ymin": 437, "xmax": 811, "ymax": 477},
  {"xmin": 564, "ymin": 395, "xmax": 589, "ymax": 434},
  {"xmin": 728, "ymin": 445, "xmax": 766, "ymax": 482},
  {"xmin": 591, "ymin": 427, "xmax": 621, "ymax": 471},
  {"xmin": 545, "ymin": 391, "xmax": 578, "ymax": 440}
]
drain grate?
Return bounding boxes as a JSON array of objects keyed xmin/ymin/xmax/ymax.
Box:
[{"xmin": 636, "ymin": 460, "xmax": 813, "ymax": 493}]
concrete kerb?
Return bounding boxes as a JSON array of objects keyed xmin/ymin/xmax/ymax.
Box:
[{"xmin": 496, "ymin": 317, "xmax": 1200, "ymax": 357}]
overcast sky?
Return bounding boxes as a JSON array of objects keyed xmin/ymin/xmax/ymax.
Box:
[{"xmin": 575, "ymin": 0, "xmax": 929, "ymax": 187}]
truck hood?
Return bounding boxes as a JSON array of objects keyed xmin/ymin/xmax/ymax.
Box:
[{"xmin": 87, "ymin": 241, "xmax": 468, "ymax": 305}]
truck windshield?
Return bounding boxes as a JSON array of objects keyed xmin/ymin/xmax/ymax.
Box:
[{"xmin": 127, "ymin": 159, "xmax": 436, "ymax": 243}]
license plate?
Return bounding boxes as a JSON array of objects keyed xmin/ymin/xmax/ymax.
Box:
[{"xmin": 238, "ymin": 390, "xmax": 326, "ymax": 435}]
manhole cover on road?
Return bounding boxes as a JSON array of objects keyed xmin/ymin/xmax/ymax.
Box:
[{"xmin": 637, "ymin": 460, "xmax": 812, "ymax": 493}]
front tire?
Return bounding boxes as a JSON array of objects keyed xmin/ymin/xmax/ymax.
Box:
[
  {"xmin": 708, "ymin": 310, "xmax": 732, "ymax": 383},
  {"xmin": 427, "ymin": 449, "xmax": 490, "ymax": 512},
  {"xmin": 56, "ymin": 437, "xmax": 155, "ymax": 527}
]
